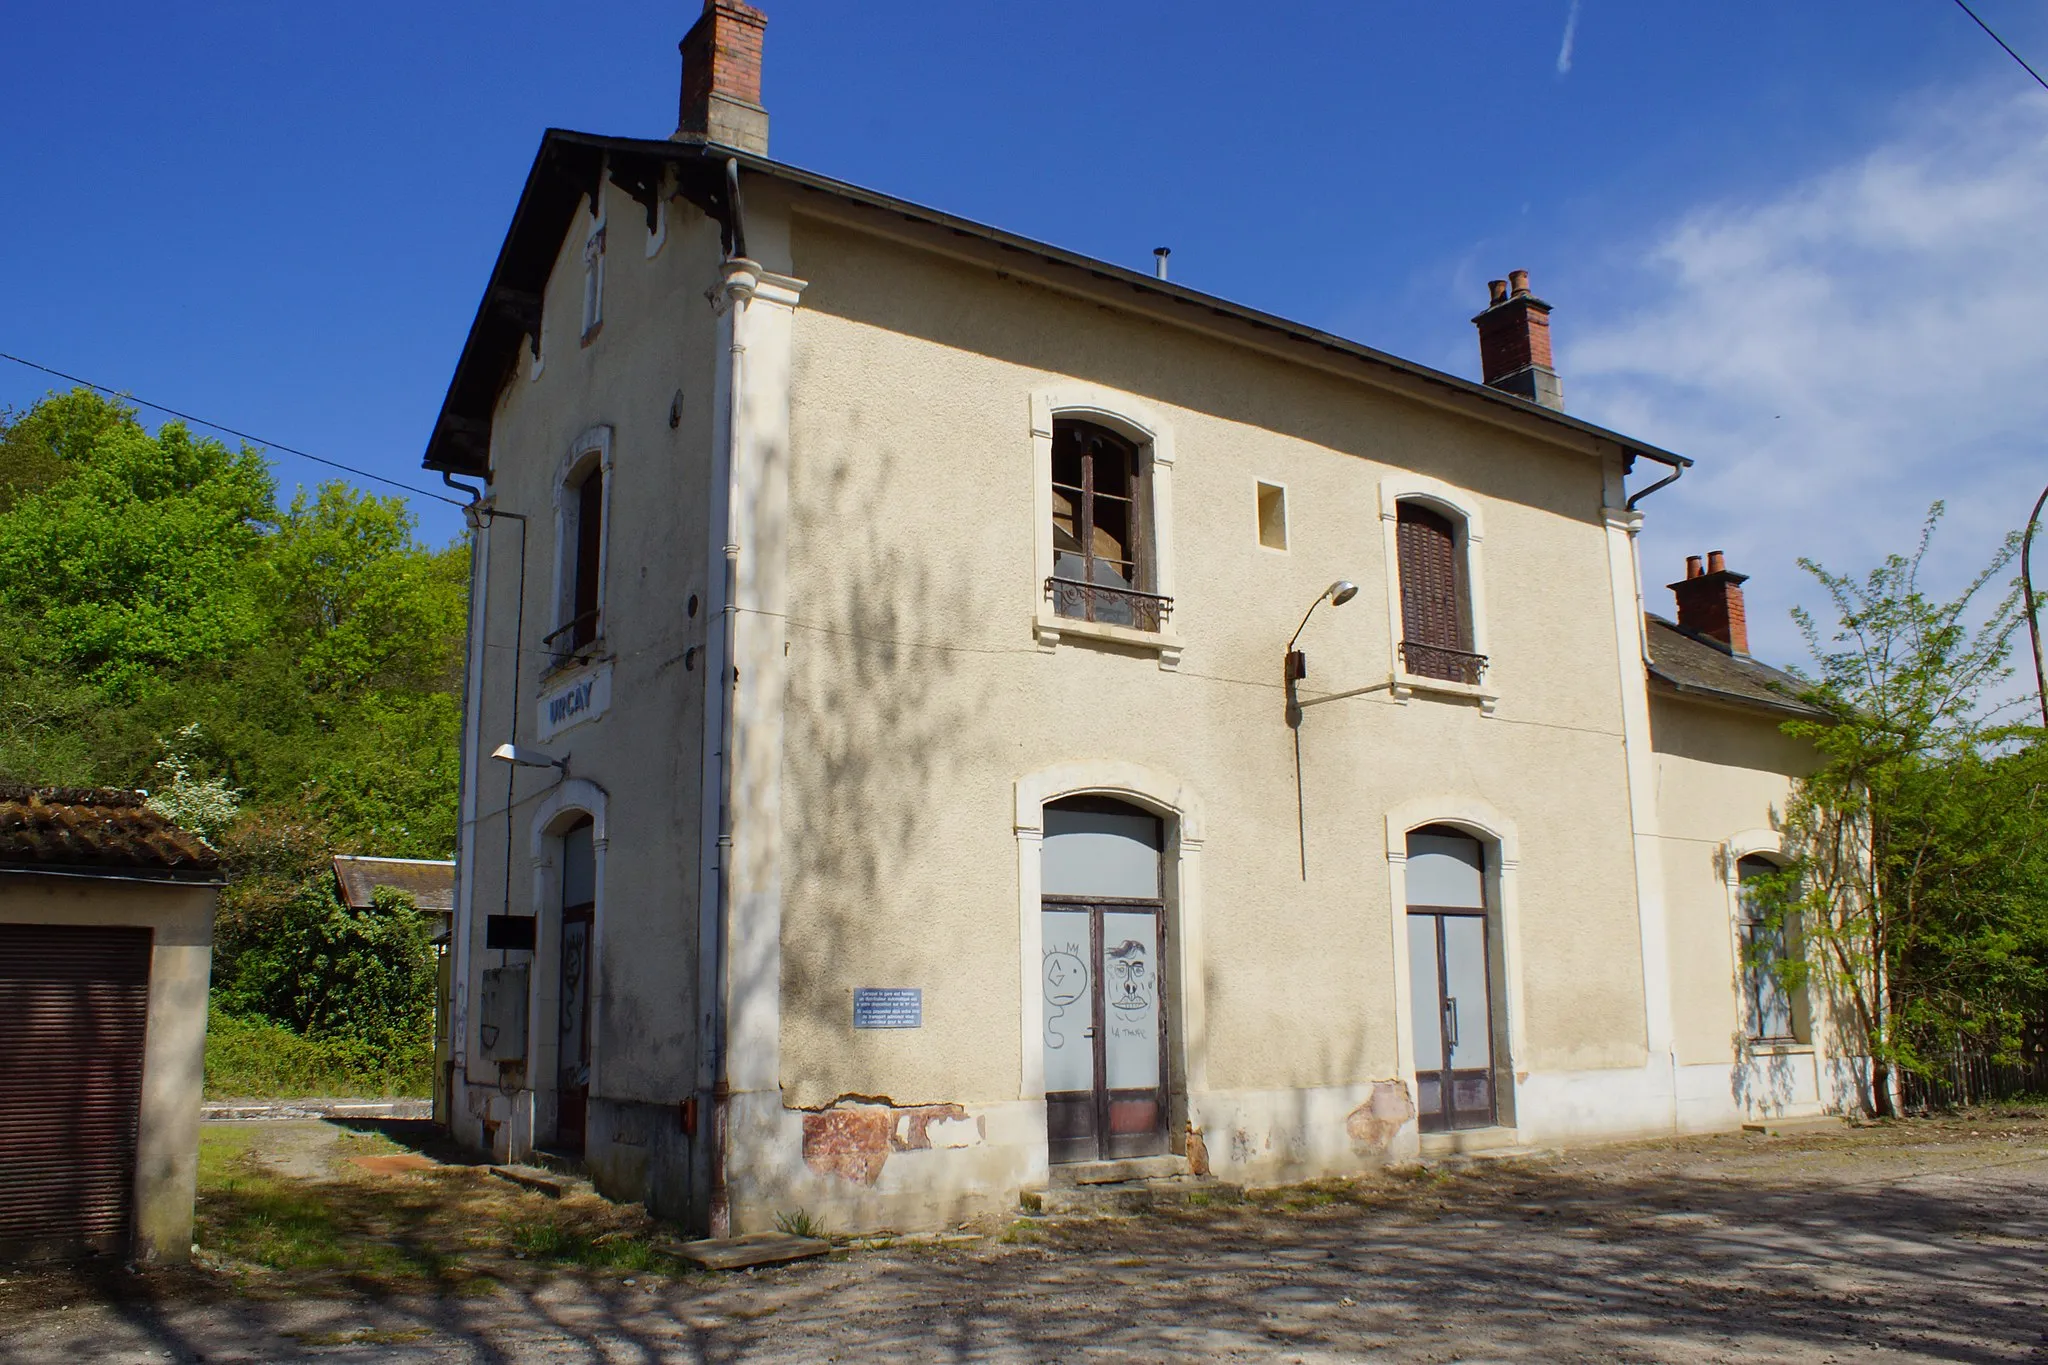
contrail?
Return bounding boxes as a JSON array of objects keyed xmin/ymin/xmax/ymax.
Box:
[{"xmin": 1557, "ymin": 0, "xmax": 1581, "ymax": 74}]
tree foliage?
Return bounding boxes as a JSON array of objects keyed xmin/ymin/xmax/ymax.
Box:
[{"xmin": 1769, "ymin": 504, "xmax": 2048, "ymax": 1114}]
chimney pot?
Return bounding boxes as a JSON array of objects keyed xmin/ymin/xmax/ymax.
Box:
[
  {"xmin": 676, "ymin": 0, "xmax": 770, "ymax": 155},
  {"xmin": 1472, "ymin": 268, "xmax": 1563, "ymax": 410},
  {"xmin": 1669, "ymin": 552, "xmax": 1751, "ymax": 654}
]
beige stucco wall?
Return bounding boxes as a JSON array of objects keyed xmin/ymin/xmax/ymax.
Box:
[
  {"xmin": 0, "ymin": 874, "xmax": 217, "ymax": 1265},
  {"xmin": 772, "ymin": 202, "xmax": 1650, "ymax": 1130},
  {"xmin": 1648, "ymin": 691, "xmax": 1816, "ymax": 1068},
  {"xmin": 457, "ymin": 177, "xmax": 724, "ymax": 1162}
]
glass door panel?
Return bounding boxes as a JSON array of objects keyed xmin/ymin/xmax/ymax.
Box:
[
  {"xmin": 1101, "ymin": 911, "xmax": 1165, "ymax": 1157},
  {"xmin": 1041, "ymin": 908, "xmax": 1096, "ymax": 1164},
  {"xmin": 1440, "ymin": 913, "xmax": 1496, "ymax": 1130},
  {"xmin": 1407, "ymin": 915, "xmax": 1446, "ymax": 1131}
]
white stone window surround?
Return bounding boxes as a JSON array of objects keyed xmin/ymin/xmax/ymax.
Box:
[
  {"xmin": 547, "ymin": 425, "xmax": 615, "ymax": 675},
  {"xmin": 523, "ymin": 780, "xmax": 610, "ymax": 1115},
  {"xmin": 1721, "ymin": 829, "xmax": 1819, "ymax": 1056},
  {"xmin": 1014, "ymin": 763, "xmax": 1209, "ymax": 1109},
  {"xmin": 1384, "ymin": 798, "xmax": 1528, "ymax": 1136},
  {"xmin": 1030, "ymin": 387, "xmax": 1183, "ymax": 671},
  {"xmin": 1377, "ymin": 473, "xmax": 1498, "ymax": 714},
  {"xmin": 580, "ymin": 215, "xmax": 607, "ymax": 342}
]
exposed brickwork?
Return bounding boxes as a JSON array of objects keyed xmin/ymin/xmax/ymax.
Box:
[
  {"xmin": 800, "ymin": 1100, "xmax": 984, "ymax": 1185},
  {"xmin": 1472, "ymin": 270, "xmax": 1555, "ymax": 386},
  {"xmin": 1669, "ymin": 549, "xmax": 1750, "ymax": 655},
  {"xmin": 678, "ymin": 0, "xmax": 768, "ymax": 136}
]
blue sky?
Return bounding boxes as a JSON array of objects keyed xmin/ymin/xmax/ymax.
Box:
[{"xmin": 5, "ymin": 2, "xmax": 2044, "ymax": 670}]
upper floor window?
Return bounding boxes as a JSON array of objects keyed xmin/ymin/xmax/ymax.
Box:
[
  {"xmin": 580, "ymin": 221, "xmax": 606, "ymax": 342},
  {"xmin": 1048, "ymin": 419, "xmax": 1167, "ymax": 632},
  {"xmin": 1396, "ymin": 500, "xmax": 1484, "ymax": 685},
  {"xmin": 548, "ymin": 428, "xmax": 612, "ymax": 667},
  {"xmin": 1737, "ymin": 854, "xmax": 1806, "ymax": 1043}
]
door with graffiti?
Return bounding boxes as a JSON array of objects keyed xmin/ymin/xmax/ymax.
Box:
[{"xmin": 1041, "ymin": 798, "xmax": 1169, "ymax": 1163}]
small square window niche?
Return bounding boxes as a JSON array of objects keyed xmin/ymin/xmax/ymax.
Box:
[{"xmin": 1257, "ymin": 481, "xmax": 1288, "ymax": 551}]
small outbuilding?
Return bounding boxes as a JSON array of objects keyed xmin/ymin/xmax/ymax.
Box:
[{"xmin": 0, "ymin": 785, "xmax": 222, "ymax": 1264}]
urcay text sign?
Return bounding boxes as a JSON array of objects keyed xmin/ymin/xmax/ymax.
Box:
[
  {"xmin": 536, "ymin": 662, "xmax": 611, "ymax": 741},
  {"xmin": 852, "ymin": 988, "xmax": 922, "ymax": 1029}
]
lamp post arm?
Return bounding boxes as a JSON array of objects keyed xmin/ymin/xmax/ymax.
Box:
[{"xmin": 2024, "ymin": 479, "xmax": 2048, "ymax": 729}]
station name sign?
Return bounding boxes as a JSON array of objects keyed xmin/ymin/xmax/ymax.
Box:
[{"xmin": 536, "ymin": 661, "xmax": 611, "ymax": 741}]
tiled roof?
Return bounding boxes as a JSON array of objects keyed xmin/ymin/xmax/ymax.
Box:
[
  {"xmin": 0, "ymin": 785, "xmax": 223, "ymax": 879},
  {"xmin": 332, "ymin": 856, "xmax": 455, "ymax": 913},
  {"xmin": 1645, "ymin": 616, "xmax": 1829, "ymax": 719}
]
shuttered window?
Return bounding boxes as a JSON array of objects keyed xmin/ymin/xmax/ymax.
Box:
[
  {"xmin": 572, "ymin": 468, "xmax": 603, "ymax": 649},
  {"xmin": 1397, "ymin": 502, "xmax": 1469, "ymax": 681},
  {"xmin": 0, "ymin": 924, "xmax": 152, "ymax": 1262}
]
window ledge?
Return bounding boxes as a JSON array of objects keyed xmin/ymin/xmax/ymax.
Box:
[
  {"xmin": 1034, "ymin": 612, "xmax": 1183, "ymax": 671},
  {"xmin": 539, "ymin": 642, "xmax": 611, "ymax": 688},
  {"xmin": 1745, "ymin": 1040, "xmax": 1814, "ymax": 1057},
  {"xmin": 1391, "ymin": 670, "xmax": 1499, "ymax": 715}
]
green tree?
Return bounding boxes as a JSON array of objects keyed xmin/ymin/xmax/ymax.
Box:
[{"xmin": 1770, "ymin": 504, "xmax": 2039, "ymax": 1115}]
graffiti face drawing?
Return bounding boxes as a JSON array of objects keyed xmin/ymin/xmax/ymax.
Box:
[
  {"xmin": 1106, "ymin": 938, "xmax": 1150, "ymax": 1014},
  {"xmin": 1043, "ymin": 949, "xmax": 1088, "ymax": 1051}
]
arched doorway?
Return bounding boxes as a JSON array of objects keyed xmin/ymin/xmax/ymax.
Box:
[
  {"xmin": 1405, "ymin": 825, "xmax": 1498, "ymax": 1133},
  {"xmin": 1040, "ymin": 796, "xmax": 1169, "ymax": 1163},
  {"xmin": 555, "ymin": 816, "xmax": 595, "ymax": 1152}
]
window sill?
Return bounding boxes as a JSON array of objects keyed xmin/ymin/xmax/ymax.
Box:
[
  {"xmin": 1391, "ymin": 670, "xmax": 1498, "ymax": 715},
  {"xmin": 1034, "ymin": 611, "xmax": 1183, "ymax": 671},
  {"xmin": 579, "ymin": 321, "xmax": 603, "ymax": 347},
  {"xmin": 539, "ymin": 641, "xmax": 610, "ymax": 687},
  {"xmin": 1745, "ymin": 1040, "xmax": 1814, "ymax": 1057}
]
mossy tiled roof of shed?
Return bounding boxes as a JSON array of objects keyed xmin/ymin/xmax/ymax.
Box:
[
  {"xmin": 0, "ymin": 784, "xmax": 222, "ymax": 879},
  {"xmin": 1645, "ymin": 615, "xmax": 1830, "ymax": 720}
]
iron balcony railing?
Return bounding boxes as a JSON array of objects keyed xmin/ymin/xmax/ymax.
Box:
[
  {"xmin": 542, "ymin": 609, "xmax": 603, "ymax": 665},
  {"xmin": 1399, "ymin": 640, "xmax": 1488, "ymax": 685},
  {"xmin": 1045, "ymin": 577, "xmax": 1174, "ymax": 633}
]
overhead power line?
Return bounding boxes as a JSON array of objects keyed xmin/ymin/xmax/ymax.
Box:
[
  {"xmin": 1951, "ymin": 0, "xmax": 2048, "ymax": 92},
  {"xmin": 0, "ymin": 350, "xmax": 465, "ymax": 507}
]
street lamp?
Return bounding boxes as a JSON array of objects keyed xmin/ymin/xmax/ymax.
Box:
[{"xmin": 1283, "ymin": 580, "xmax": 1359, "ymax": 881}]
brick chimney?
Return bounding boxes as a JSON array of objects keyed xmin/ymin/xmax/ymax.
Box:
[
  {"xmin": 1472, "ymin": 269, "xmax": 1563, "ymax": 411},
  {"xmin": 1669, "ymin": 550, "xmax": 1750, "ymax": 654},
  {"xmin": 676, "ymin": 0, "xmax": 769, "ymax": 155}
]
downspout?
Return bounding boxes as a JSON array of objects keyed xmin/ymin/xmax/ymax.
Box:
[{"xmin": 703, "ymin": 156, "xmax": 754, "ymax": 1238}]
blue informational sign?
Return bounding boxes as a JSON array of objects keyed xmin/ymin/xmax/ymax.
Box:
[{"xmin": 852, "ymin": 988, "xmax": 923, "ymax": 1029}]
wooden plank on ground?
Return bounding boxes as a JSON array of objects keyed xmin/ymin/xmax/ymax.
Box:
[{"xmin": 663, "ymin": 1231, "xmax": 833, "ymax": 1270}]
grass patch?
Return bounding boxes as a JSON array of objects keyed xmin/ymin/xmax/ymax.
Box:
[
  {"xmin": 196, "ymin": 1130, "xmax": 445, "ymax": 1279},
  {"xmin": 774, "ymin": 1208, "xmax": 825, "ymax": 1239},
  {"xmin": 504, "ymin": 1217, "xmax": 683, "ymax": 1274},
  {"xmin": 205, "ymin": 1010, "xmax": 430, "ymax": 1099}
]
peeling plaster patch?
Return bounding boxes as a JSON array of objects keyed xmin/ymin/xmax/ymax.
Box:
[
  {"xmin": 802, "ymin": 1101, "xmax": 986, "ymax": 1184},
  {"xmin": 802, "ymin": 1106, "xmax": 894, "ymax": 1184},
  {"xmin": 1345, "ymin": 1080, "xmax": 1416, "ymax": 1154}
]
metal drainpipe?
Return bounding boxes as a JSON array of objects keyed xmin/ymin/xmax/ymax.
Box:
[{"xmin": 706, "ymin": 158, "xmax": 753, "ymax": 1238}]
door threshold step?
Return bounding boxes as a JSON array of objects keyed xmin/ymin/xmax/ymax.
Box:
[
  {"xmin": 1741, "ymin": 1114, "xmax": 1846, "ymax": 1136},
  {"xmin": 489, "ymin": 1164, "xmax": 591, "ymax": 1198},
  {"xmin": 1049, "ymin": 1155, "xmax": 1189, "ymax": 1188},
  {"xmin": 1416, "ymin": 1127, "xmax": 1525, "ymax": 1159},
  {"xmin": 660, "ymin": 1231, "xmax": 833, "ymax": 1271},
  {"xmin": 1027, "ymin": 1173, "xmax": 1236, "ymax": 1216}
]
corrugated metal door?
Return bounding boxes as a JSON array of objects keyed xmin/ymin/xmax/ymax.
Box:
[{"xmin": 0, "ymin": 923, "xmax": 152, "ymax": 1261}]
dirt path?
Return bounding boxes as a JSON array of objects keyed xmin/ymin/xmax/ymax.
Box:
[{"xmin": 2, "ymin": 1112, "xmax": 2044, "ymax": 1362}]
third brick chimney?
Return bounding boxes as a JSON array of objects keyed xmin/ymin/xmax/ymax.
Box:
[
  {"xmin": 1669, "ymin": 550, "xmax": 1750, "ymax": 654},
  {"xmin": 676, "ymin": 0, "xmax": 769, "ymax": 155},
  {"xmin": 1473, "ymin": 269, "xmax": 1563, "ymax": 411}
]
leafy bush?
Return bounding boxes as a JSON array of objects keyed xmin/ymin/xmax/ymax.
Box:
[{"xmin": 204, "ymin": 1010, "xmax": 430, "ymax": 1099}]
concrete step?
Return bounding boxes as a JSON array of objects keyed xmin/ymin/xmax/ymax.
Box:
[
  {"xmin": 1027, "ymin": 1173, "xmax": 1236, "ymax": 1217},
  {"xmin": 489, "ymin": 1163, "xmax": 591, "ymax": 1198},
  {"xmin": 1742, "ymin": 1114, "xmax": 1847, "ymax": 1137},
  {"xmin": 1047, "ymin": 1155, "xmax": 1189, "ymax": 1188},
  {"xmin": 528, "ymin": 1145, "xmax": 591, "ymax": 1178}
]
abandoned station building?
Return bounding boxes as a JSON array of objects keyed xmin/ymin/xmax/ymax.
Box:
[{"xmin": 424, "ymin": 1, "xmax": 1849, "ymax": 1235}]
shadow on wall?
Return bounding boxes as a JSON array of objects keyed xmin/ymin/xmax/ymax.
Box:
[{"xmin": 773, "ymin": 431, "xmax": 1002, "ymax": 1109}]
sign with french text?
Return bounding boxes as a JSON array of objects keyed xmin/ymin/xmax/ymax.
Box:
[
  {"xmin": 536, "ymin": 662, "xmax": 611, "ymax": 741},
  {"xmin": 852, "ymin": 988, "xmax": 922, "ymax": 1029}
]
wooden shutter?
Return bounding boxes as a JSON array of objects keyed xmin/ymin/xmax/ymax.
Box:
[
  {"xmin": 0, "ymin": 924, "xmax": 152, "ymax": 1262},
  {"xmin": 573, "ymin": 469, "xmax": 603, "ymax": 648},
  {"xmin": 1397, "ymin": 503, "xmax": 1464, "ymax": 675}
]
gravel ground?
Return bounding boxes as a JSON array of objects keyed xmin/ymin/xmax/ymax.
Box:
[{"xmin": 1, "ymin": 1110, "xmax": 2043, "ymax": 1363}]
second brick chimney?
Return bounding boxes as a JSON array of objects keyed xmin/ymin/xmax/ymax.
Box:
[
  {"xmin": 1669, "ymin": 550, "xmax": 1750, "ymax": 654},
  {"xmin": 1472, "ymin": 269, "xmax": 1563, "ymax": 411},
  {"xmin": 676, "ymin": 0, "xmax": 769, "ymax": 155}
]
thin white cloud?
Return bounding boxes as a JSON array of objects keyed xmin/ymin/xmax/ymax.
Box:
[
  {"xmin": 1565, "ymin": 85, "xmax": 2048, "ymax": 675},
  {"xmin": 1557, "ymin": 0, "xmax": 1580, "ymax": 75}
]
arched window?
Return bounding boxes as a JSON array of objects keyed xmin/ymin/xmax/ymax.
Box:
[
  {"xmin": 1040, "ymin": 796, "xmax": 1169, "ymax": 1163},
  {"xmin": 548, "ymin": 430, "xmax": 612, "ymax": 665},
  {"xmin": 1049, "ymin": 420, "xmax": 1163, "ymax": 630},
  {"xmin": 1737, "ymin": 854, "xmax": 1804, "ymax": 1043},
  {"xmin": 1396, "ymin": 501, "xmax": 1480, "ymax": 684}
]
